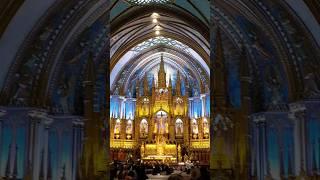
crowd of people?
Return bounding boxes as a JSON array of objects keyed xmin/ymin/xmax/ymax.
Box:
[{"xmin": 110, "ymin": 159, "xmax": 210, "ymax": 180}]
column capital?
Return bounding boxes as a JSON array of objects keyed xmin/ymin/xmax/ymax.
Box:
[
  {"xmin": 0, "ymin": 109, "xmax": 7, "ymax": 118},
  {"xmin": 72, "ymin": 118, "xmax": 85, "ymax": 126},
  {"xmin": 289, "ymin": 102, "xmax": 306, "ymax": 113},
  {"xmin": 28, "ymin": 110, "xmax": 48, "ymax": 119},
  {"xmin": 43, "ymin": 116, "xmax": 54, "ymax": 127},
  {"xmin": 251, "ymin": 114, "xmax": 266, "ymax": 123},
  {"xmin": 288, "ymin": 102, "xmax": 306, "ymax": 122}
]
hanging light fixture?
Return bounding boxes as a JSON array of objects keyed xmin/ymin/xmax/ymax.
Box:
[
  {"xmin": 152, "ymin": 18, "xmax": 158, "ymax": 23},
  {"xmin": 125, "ymin": 0, "xmax": 174, "ymax": 6}
]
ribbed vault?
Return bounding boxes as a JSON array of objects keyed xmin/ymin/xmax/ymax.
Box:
[{"xmin": 0, "ymin": 0, "xmax": 318, "ymax": 114}]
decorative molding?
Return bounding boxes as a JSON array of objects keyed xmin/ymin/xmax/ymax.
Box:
[
  {"xmin": 0, "ymin": 109, "xmax": 7, "ymax": 118},
  {"xmin": 72, "ymin": 118, "xmax": 85, "ymax": 126},
  {"xmin": 0, "ymin": 0, "xmax": 24, "ymax": 37},
  {"xmin": 289, "ymin": 102, "xmax": 306, "ymax": 113},
  {"xmin": 251, "ymin": 114, "xmax": 266, "ymax": 123}
]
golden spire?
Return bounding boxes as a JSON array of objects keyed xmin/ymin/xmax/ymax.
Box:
[
  {"xmin": 143, "ymin": 73, "xmax": 149, "ymax": 95},
  {"xmin": 184, "ymin": 77, "xmax": 189, "ymax": 96},
  {"xmin": 176, "ymin": 71, "xmax": 181, "ymax": 96},
  {"xmin": 159, "ymin": 54, "xmax": 165, "ymax": 72},
  {"xmin": 158, "ymin": 55, "xmax": 166, "ymax": 88},
  {"xmin": 152, "ymin": 75, "xmax": 156, "ymax": 88},
  {"xmin": 200, "ymin": 79, "xmax": 205, "ymax": 94}
]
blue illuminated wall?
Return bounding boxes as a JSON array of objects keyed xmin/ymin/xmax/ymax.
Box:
[
  {"xmin": 0, "ymin": 108, "xmax": 83, "ymax": 180},
  {"xmin": 189, "ymin": 94, "xmax": 210, "ymax": 119},
  {"xmin": 110, "ymin": 96, "xmax": 136, "ymax": 120},
  {"xmin": 251, "ymin": 100, "xmax": 320, "ymax": 179}
]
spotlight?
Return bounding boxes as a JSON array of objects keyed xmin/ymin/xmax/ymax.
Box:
[
  {"xmin": 154, "ymin": 25, "xmax": 162, "ymax": 31},
  {"xmin": 151, "ymin": 12, "xmax": 160, "ymax": 19}
]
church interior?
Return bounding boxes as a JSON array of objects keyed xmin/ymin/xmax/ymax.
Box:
[{"xmin": 0, "ymin": 0, "xmax": 319, "ymax": 179}]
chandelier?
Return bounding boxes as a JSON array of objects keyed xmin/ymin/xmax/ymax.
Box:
[{"xmin": 125, "ymin": 0, "xmax": 174, "ymax": 5}]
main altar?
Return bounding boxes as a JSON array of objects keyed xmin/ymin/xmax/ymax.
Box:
[{"xmin": 110, "ymin": 56, "xmax": 210, "ymax": 164}]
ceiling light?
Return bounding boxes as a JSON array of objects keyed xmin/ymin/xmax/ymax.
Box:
[
  {"xmin": 154, "ymin": 25, "xmax": 162, "ymax": 30},
  {"xmin": 151, "ymin": 12, "xmax": 160, "ymax": 19},
  {"xmin": 152, "ymin": 19, "xmax": 158, "ymax": 23},
  {"xmin": 155, "ymin": 30, "xmax": 160, "ymax": 35}
]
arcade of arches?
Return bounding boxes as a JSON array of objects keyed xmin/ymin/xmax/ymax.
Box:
[{"xmin": 0, "ymin": 0, "xmax": 319, "ymax": 179}]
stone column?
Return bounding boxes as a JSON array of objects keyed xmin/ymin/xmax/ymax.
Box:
[
  {"xmin": 131, "ymin": 119, "xmax": 135, "ymax": 140},
  {"xmin": 28, "ymin": 110, "xmax": 48, "ymax": 180},
  {"xmin": 42, "ymin": 116, "xmax": 53, "ymax": 180},
  {"xmin": 289, "ymin": 102, "xmax": 307, "ymax": 176},
  {"xmin": 120, "ymin": 119, "xmax": 126, "ymax": 139},
  {"xmin": 198, "ymin": 118, "xmax": 203, "ymax": 139},
  {"xmin": 169, "ymin": 117, "xmax": 175, "ymax": 141},
  {"xmin": 148, "ymin": 117, "xmax": 154, "ymax": 141},
  {"xmin": 135, "ymin": 119, "xmax": 140, "ymax": 141},
  {"xmin": 110, "ymin": 118, "xmax": 115, "ymax": 139},
  {"xmin": 72, "ymin": 119, "xmax": 84, "ymax": 180},
  {"xmin": 183, "ymin": 117, "xmax": 189, "ymax": 141},
  {"xmin": 120, "ymin": 97, "xmax": 125, "ymax": 119},
  {"xmin": 252, "ymin": 114, "xmax": 267, "ymax": 180},
  {"xmin": 0, "ymin": 109, "xmax": 6, "ymax": 167},
  {"xmin": 200, "ymin": 94, "xmax": 206, "ymax": 117}
]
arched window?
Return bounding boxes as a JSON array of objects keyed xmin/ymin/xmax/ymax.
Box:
[
  {"xmin": 140, "ymin": 119, "xmax": 148, "ymax": 137},
  {"xmin": 175, "ymin": 119, "xmax": 183, "ymax": 136}
]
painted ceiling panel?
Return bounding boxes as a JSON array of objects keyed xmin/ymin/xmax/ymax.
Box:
[
  {"xmin": 189, "ymin": 0, "xmax": 210, "ymax": 20},
  {"xmin": 111, "ymin": 0, "xmax": 210, "ymax": 25},
  {"xmin": 175, "ymin": 0, "xmax": 209, "ymax": 24},
  {"xmin": 111, "ymin": 0, "xmax": 130, "ymax": 20}
]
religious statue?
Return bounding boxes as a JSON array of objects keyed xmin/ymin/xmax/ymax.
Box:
[
  {"xmin": 203, "ymin": 119, "xmax": 209, "ymax": 138},
  {"xmin": 140, "ymin": 143, "xmax": 145, "ymax": 158},
  {"xmin": 125, "ymin": 121, "xmax": 131, "ymax": 134},
  {"xmin": 155, "ymin": 112, "xmax": 167, "ymax": 135},
  {"xmin": 156, "ymin": 135, "xmax": 165, "ymax": 156},
  {"xmin": 165, "ymin": 122, "xmax": 169, "ymax": 134},
  {"xmin": 114, "ymin": 119, "xmax": 121, "ymax": 139},
  {"xmin": 154, "ymin": 120, "xmax": 158, "ymax": 134},
  {"xmin": 177, "ymin": 144, "xmax": 182, "ymax": 162},
  {"xmin": 56, "ymin": 74, "xmax": 76, "ymax": 113},
  {"xmin": 303, "ymin": 73, "xmax": 320, "ymax": 98},
  {"xmin": 159, "ymin": 117, "xmax": 165, "ymax": 134},
  {"xmin": 140, "ymin": 119, "xmax": 148, "ymax": 137},
  {"xmin": 175, "ymin": 119, "xmax": 183, "ymax": 136},
  {"xmin": 114, "ymin": 87, "xmax": 120, "ymax": 95},
  {"xmin": 191, "ymin": 119, "xmax": 198, "ymax": 135},
  {"xmin": 265, "ymin": 67, "xmax": 283, "ymax": 105}
]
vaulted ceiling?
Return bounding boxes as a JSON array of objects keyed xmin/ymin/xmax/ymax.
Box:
[
  {"xmin": 110, "ymin": 1, "xmax": 211, "ymax": 95},
  {"xmin": 0, "ymin": 0, "xmax": 319, "ymax": 112}
]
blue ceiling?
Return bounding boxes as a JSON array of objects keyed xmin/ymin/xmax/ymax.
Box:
[{"xmin": 111, "ymin": 0, "xmax": 210, "ymax": 25}]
